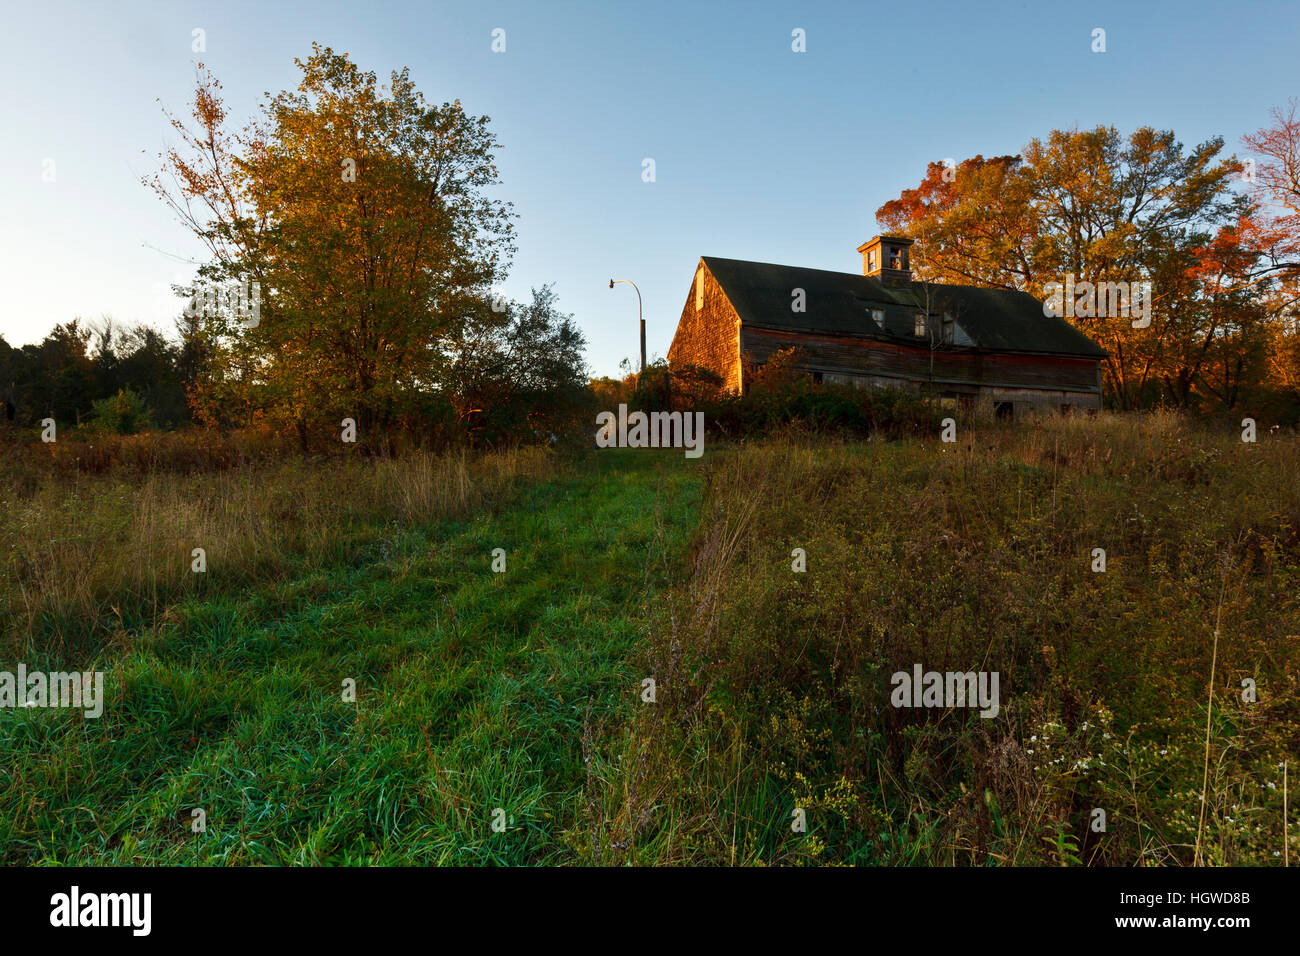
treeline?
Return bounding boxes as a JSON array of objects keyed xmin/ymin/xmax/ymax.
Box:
[
  {"xmin": 0, "ymin": 319, "xmax": 196, "ymax": 432},
  {"xmin": 0, "ymin": 284, "xmax": 588, "ymax": 453}
]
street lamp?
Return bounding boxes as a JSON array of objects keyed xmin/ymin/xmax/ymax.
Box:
[{"xmin": 609, "ymin": 278, "xmax": 645, "ymax": 374}]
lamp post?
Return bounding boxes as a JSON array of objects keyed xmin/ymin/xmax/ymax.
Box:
[{"xmin": 609, "ymin": 278, "xmax": 645, "ymax": 374}]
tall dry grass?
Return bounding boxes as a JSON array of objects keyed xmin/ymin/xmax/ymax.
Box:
[
  {"xmin": 1, "ymin": 445, "xmax": 557, "ymax": 660},
  {"xmin": 575, "ymin": 411, "xmax": 1300, "ymax": 865}
]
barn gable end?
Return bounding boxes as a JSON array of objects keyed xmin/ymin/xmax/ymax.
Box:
[{"xmin": 666, "ymin": 260, "xmax": 743, "ymax": 393}]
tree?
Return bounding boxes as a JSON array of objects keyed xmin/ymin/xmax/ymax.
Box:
[
  {"xmin": 449, "ymin": 285, "xmax": 588, "ymax": 445},
  {"xmin": 19, "ymin": 321, "xmax": 96, "ymax": 426},
  {"xmin": 82, "ymin": 318, "xmax": 192, "ymax": 428},
  {"xmin": 1242, "ymin": 98, "xmax": 1300, "ymax": 289},
  {"xmin": 150, "ymin": 45, "xmax": 516, "ymax": 450},
  {"xmin": 878, "ymin": 127, "xmax": 1257, "ymax": 409},
  {"xmin": 1243, "ymin": 100, "xmax": 1300, "ymax": 416},
  {"xmin": 877, "ymin": 154, "xmax": 1035, "ymax": 290},
  {"xmin": 0, "ymin": 335, "xmax": 16, "ymax": 425}
]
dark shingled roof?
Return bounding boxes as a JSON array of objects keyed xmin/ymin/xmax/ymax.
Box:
[{"xmin": 702, "ymin": 256, "xmax": 1107, "ymax": 359}]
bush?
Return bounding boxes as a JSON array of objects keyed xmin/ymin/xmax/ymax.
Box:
[
  {"xmin": 705, "ymin": 350, "xmax": 941, "ymax": 440},
  {"xmin": 621, "ymin": 350, "xmax": 941, "ymax": 442},
  {"xmin": 88, "ymin": 388, "xmax": 152, "ymax": 435}
]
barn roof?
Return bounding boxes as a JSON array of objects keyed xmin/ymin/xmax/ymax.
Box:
[{"xmin": 701, "ymin": 256, "xmax": 1107, "ymax": 359}]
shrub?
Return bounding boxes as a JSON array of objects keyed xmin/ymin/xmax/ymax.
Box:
[{"xmin": 87, "ymin": 388, "xmax": 152, "ymax": 435}]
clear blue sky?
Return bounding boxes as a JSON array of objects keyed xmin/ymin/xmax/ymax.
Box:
[{"xmin": 2, "ymin": 0, "xmax": 1298, "ymax": 376}]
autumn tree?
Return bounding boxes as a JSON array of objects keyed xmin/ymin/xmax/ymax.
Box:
[
  {"xmin": 1243, "ymin": 98, "xmax": 1300, "ymax": 282},
  {"xmin": 1244, "ymin": 99, "xmax": 1300, "ymax": 414},
  {"xmin": 150, "ymin": 45, "xmax": 516, "ymax": 450},
  {"xmin": 878, "ymin": 127, "xmax": 1256, "ymax": 409},
  {"xmin": 876, "ymin": 154, "xmax": 1035, "ymax": 290}
]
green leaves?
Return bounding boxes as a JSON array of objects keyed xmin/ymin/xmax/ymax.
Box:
[{"xmin": 153, "ymin": 46, "xmax": 519, "ymax": 448}]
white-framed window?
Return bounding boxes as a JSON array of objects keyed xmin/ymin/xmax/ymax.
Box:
[{"xmin": 914, "ymin": 312, "xmax": 927, "ymax": 337}]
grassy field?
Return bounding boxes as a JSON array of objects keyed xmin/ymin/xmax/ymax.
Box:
[
  {"xmin": 579, "ymin": 413, "xmax": 1300, "ymax": 865},
  {"xmin": 0, "ymin": 448, "xmax": 700, "ymax": 863},
  {"xmin": 2, "ymin": 414, "xmax": 1298, "ymax": 865}
]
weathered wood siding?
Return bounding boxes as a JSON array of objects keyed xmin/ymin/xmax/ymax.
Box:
[
  {"xmin": 741, "ymin": 326, "xmax": 1101, "ymax": 398},
  {"xmin": 667, "ymin": 261, "xmax": 742, "ymax": 393}
]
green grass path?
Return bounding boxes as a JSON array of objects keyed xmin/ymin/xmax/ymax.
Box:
[{"xmin": 0, "ymin": 450, "xmax": 701, "ymax": 864}]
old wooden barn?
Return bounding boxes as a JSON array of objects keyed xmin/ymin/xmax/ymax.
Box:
[{"xmin": 667, "ymin": 235, "xmax": 1107, "ymax": 417}]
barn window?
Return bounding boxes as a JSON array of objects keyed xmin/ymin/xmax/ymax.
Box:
[
  {"xmin": 871, "ymin": 308, "xmax": 885, "ymax": 329},
  {"xmin": 868, "ymin": 250, "xmax": 877, "ymax": 272},
  {"xmin": 914, "ymin": 313, "xmax": 927, "ymax": 337}
]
